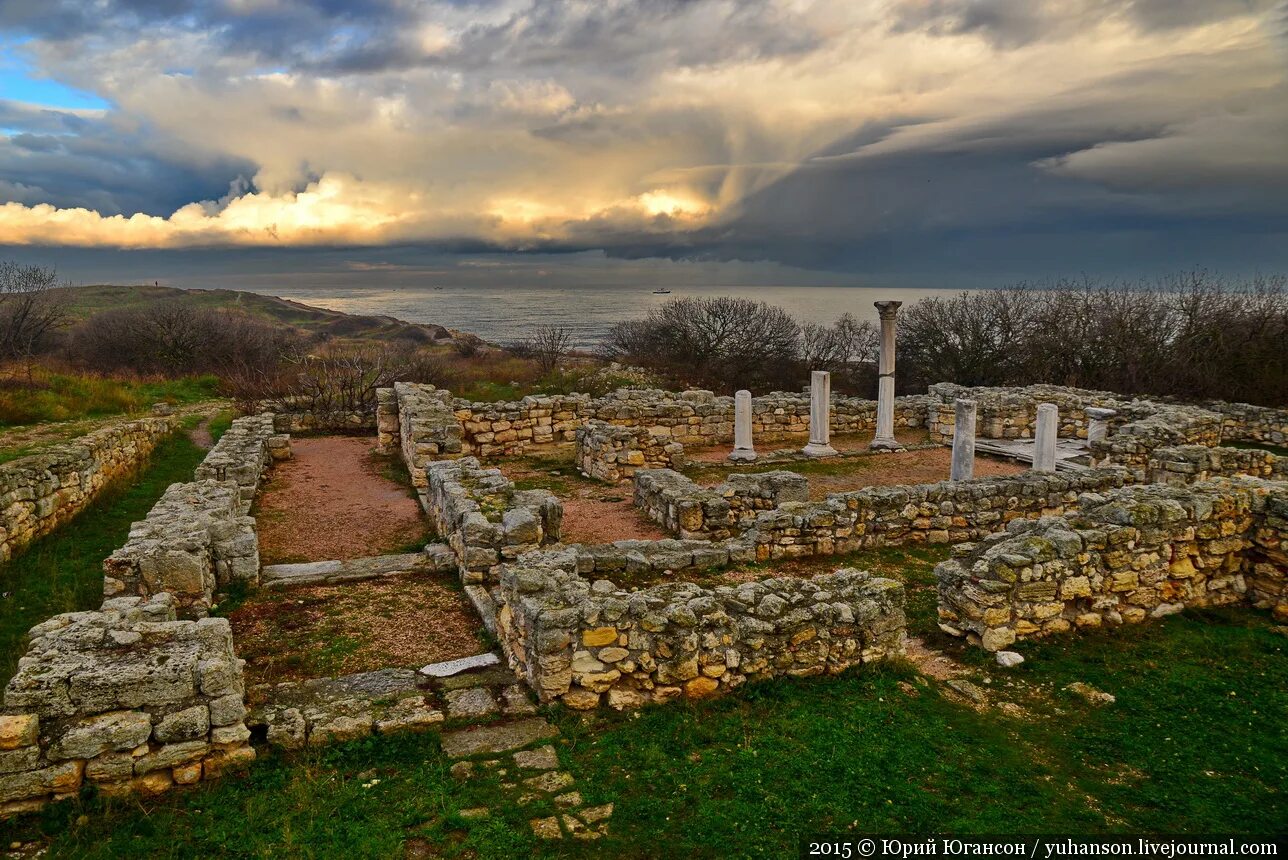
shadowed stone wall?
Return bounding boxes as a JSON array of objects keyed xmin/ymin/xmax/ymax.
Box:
[
  {"xmin": 0, "ymin": 415, "xmax": 178, "ymax": 564},
  {"xmin": 936, "ymin": 478, "xmax": 1288, "ymax": 651}
]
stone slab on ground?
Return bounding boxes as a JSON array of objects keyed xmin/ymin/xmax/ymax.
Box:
[
  {"xmin": 420, "ymin": 652, "xmax": 500, "ymax": 678},
  {"xmin": 445, "ymin": 687, "xmax": 499, "ymax": 720},
  {"xmin": 975, "ymin": 438, "xmax": 1089, "ymax": 471},
  {"xmin": 440, "ymin": 718, "xmax": 559, "ymax": 759},
  {"xmin": 262, "ymin": 552, "xmax": 435, "ymax": 588}
]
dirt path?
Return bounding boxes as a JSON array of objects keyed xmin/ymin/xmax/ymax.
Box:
[
  {"xmin": 254, "ymin": 436, "xmax": 430, "ymax": 564},
  {"xmin": 188, "ymin": 416, "xmax": 214, "ymax": 450},
  {"xmin": 496, "ymin": 457, "xmax": 670, "ymax": 544}
]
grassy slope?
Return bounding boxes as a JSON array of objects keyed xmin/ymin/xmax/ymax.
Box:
[
  {"xmin": 0, "ymin": 419, "xmax": 217, "ymax": 681},
  {"xmin": 0, "ymin": 372, "xmax": 219, "ymax": 431},
  {"xmin": 0, "ymin": 606, "xmax": 1280, "ymax": 856},
  {"xmin": 55, "ymin": 284, "xmax": 455, "ymax": 343}
]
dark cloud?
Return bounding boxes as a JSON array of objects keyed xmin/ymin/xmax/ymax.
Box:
[{"xmin": 0, "ymin": 100, "xmax": 253, "ymax": 215}]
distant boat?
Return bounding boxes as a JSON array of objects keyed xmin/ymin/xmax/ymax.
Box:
[{"xmin": 652, "ymin": 288, "xmax": 672, "ymax": 294}]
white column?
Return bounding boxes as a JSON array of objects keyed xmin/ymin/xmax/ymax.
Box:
[
  {"xmin": 1085, "ymin": 407, "xmax": 1116, "ymax": 446},
  {"xmin": 950, "ymin": 398, "xmax": 977, "ymax": 481},
  {"xmin": 801, "ymin": 371, "xmax": 839, "ymax": 457},
  {"xmin": 729, "ymin": 389, "xmax": 758, "ymax": 461},
  {"xmin": 1033, "ymin": 402, "xmax": 1058, "ymax": 472},
  {"xmin": 870, "ymin": 300, "xmax": 903, "ymax": 451}
]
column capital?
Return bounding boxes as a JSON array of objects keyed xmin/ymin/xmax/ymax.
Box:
[{"xmin": 874, "ymin": 300, "xmax": 902, "ymax": 320}]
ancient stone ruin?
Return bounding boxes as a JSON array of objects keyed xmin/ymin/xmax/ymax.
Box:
[{"xmin": 1, "ymin": 355, "xmax": 1285, "ymax": 817}]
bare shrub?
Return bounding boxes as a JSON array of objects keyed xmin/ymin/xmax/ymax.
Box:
[
  {"xmin": 799, "ymin": 313, "xmax": 878, "ymax": 391},
  {"xmin": 527, "ymin": 324, "xmax": 572, "ymax": 374},
  {"xmin": 604, "ymin": 297, "xmax": 801, "ymax": 391},
  {"xmin": 0, "ymin": 261, "xmax": 69, "ymax": 377},
  {"xmin": 244, "ymin": 344, "xmax": 453, "ymax": 424},
  {"xmin": 896, "ymin": 273, "xmax": 1287, "ymax": 406},
  {"xmin": 69, "ymin": 302, "xmax": 297, "ymax": 378}
]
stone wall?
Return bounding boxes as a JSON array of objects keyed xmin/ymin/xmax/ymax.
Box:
[
  {"xmin": 394, "ymin": 385, "xmax": 934, "ymax": 461},
  {"xmin": 748, "ymin": 470, "xmax": 1127, "ymax": 561},
  {"xmin": 424, "ymin": 457, "xmax": 561, "ymax": 584},
  {"xmin": 495, "ymin": 556, "xmax": 905, "ymax": 710},
  {"xmin": 193, "ymin": 413, "xmax": 290, "ymax": 514},
  {"xmin": 935, "ymin": 478, "xmax": 1288, "ymax": 651},
  {"xmin": 925, "ymin": 383, "xmax": 1132, "ymax": 443},
  {"xmin": 574, "ymin": 421, "xmax": 684, "ymax": 483},
  {"xmin": 393, "ymin": 383, "xmax": 463, "ymax": 504},
  {"xmin": 1149, "ymin": 445, "xmax": 1287, "ymax": 486},
  {"xmin": 1202, "ymin": 400, "xmax": 1288, "ymax": 447},
  {"xmin": 0, "ymin": 594, "xmax": 254, "ymax": 817},
  {"xmin": 633, "ymin": 468, "xmax": 808, "ymax": 540},
  {"xmin": 0, "ymin": 415, "xmax": 177, "ymax": 563},
  {"xmin": 102, "ymin": 480, "xmax": 258, "ymax": 617},
  {"xmin": 1090, "ymin": 408, "xmax": 1223, "ymax": 480},
  {"xmin": 268, "ymin": 410, "xmax": 374, "ymax": 435}
]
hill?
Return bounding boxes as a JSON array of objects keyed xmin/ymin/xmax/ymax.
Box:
[{"xmin": 53, "ymin": 284, "xmax": 466, "ymax": 345}]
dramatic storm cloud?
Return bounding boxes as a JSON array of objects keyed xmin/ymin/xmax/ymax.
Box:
[{"xmin": 0, "ymin": 0, "xmax": 1285, "ymax": 276}]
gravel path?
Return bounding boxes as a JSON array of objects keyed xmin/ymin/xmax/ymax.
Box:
[{"xmin": 254, "ymin": 436, "xmax": 430, "ymax": 563}]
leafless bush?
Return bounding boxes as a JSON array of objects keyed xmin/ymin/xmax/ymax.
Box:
[
  {"xmin": 604, "ymin": 297, "xmax": 801, "ymax": 391},
  {"xmin": 242, "ymin": 344, "xmax": 453, "ymax": 424},
  {"xmin": 0, "ymin": 261, "xmax": 69, "ymax": 377},
  {"xmin": 799, "ymin": 313, "xmax": 878, "ymax": 389},
  {"xmin": 69, "ymin": 302, "xmax": 297, "ymax": 378},
  {"xmin": 896, "ymin": 273, "xmax": 1287, "ymax": 406},
  {"xmin": 527, "ymin": 324, "xmax": 572, "ymax": 374}
]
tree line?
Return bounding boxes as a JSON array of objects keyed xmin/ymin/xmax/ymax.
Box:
[{"xmin": 603, "ymin": 273, "xmax": 1286, "ymax": 406}]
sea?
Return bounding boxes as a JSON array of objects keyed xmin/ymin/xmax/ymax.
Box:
[{"xmin": 236, "ymin": 284, "xmax": 963, "ymax": 349}]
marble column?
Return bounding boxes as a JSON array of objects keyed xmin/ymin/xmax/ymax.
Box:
[
  {"xmin": 870, "ymin": 300, "xmax": 903, "ymax": 450},
  {"xmin": 801, "ymin": 371, "xmax": 839, "ymax": 457},
  {"xmin": 729, "ymin": 389, "xmax": 758, "ymax": 461},
  {"xmin": 950, "ymin": 398, "xmax": 977, "ymax": 481},
  {"xmin": 1085, "ymin": 407, "xmax": 1116, "ymax": 446},
  {"xmin": 1033, "ymin": 402, "xmax": 1058, "ymax": 472}
]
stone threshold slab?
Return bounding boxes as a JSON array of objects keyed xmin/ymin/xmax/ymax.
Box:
[
  {"xmin": 262, "ymin": 551, "xmax": 435, "ymax": 588},
  {"xmin": 420, "ymin": 652, "xmax": 500, "ymax": 678},
  {"xmin": 440, "ymin": 718, "xmax": 558, "ymax": 759}
]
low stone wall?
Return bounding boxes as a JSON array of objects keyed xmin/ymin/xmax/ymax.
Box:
[
  {"xmin": 574, "ymin": 421, "xmax": 684, "ymax": 483},
  {"xmin": 1090, "ymin": 408, "xmax": 1223, "ymax": 480},
  {"xmin": 926, "ymin": 383, "xmax": 1134, "ymax": 443},
  {"xmin": 633, "ymin": 469, "xmax": 808, "ymax": 540},
  {"xmin": 1149, "ymin": 445, "xmax": 1287, "ymax": 486},
  {"xmin": 424, "ymin": 457, "xmax": 561, "ymax": 584},
  {"xmin": 748, "ymin": 470, "xmax": 1127, "ymax": 561},
  {"xmin": 102, "ymin": 480, "xmax": 258, "ymax": 617},
  {"xmin": 495, "ymin": 558, "xmax": 905, "ymax": 710},
  {"xmin": 393, "ymin": 383, "xmax": 463, "ymax": 502},
  {"xmin": 1203, "ymin": 400, "xmax": 1288, "ymax": 447},
  {"xmin": 0, "ymin": 414, "xmax": 177, "ymax": 563},
  {"xmin": 936, "ymin": 478, "xmax": 1288, "ymax": 651},
  {"xmin": 396, "ymin": 385, "xmax": 934, "ymax": 460},
  {"xmin": 193, "ymin": 413, "xmax": 290, "ymax": 514},
  {"xmin": 248, "ymin": 669, "xmax": 443, "ymax": 750},
  {"xmin": 0, "ymin": 594, "xmax": 254, "ymax": 818}
]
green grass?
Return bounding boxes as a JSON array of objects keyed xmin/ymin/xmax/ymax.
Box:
[
  {"xmin": 0, "ymin": 372, "xmax": 220, "ymax": 428},
  {"xmin": 2, "ymin": 609, "xmax": 1282, "ymax": 857},
  {"xmin": 0, "ymin": 429, "xmax": 209, "ymax": 682}
]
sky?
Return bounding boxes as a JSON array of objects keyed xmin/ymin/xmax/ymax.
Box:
[{"xmin": 0, "ymin": 0, "xmax": 1285, "ymax": 288}]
